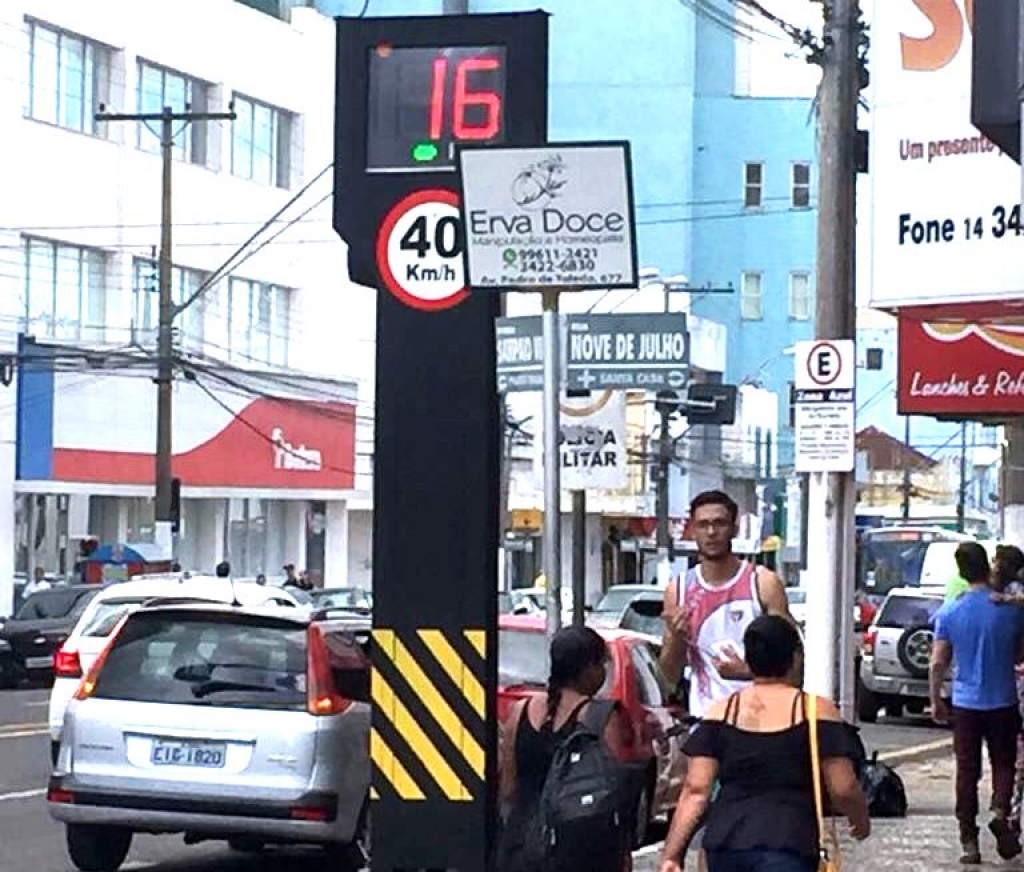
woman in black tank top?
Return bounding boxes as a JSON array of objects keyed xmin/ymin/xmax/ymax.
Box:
[
  {"xmin": 658, "ymin": 615, "xmax": 871, "ymax": 872},
  {"xmin": 497, "ymin": 626, "xmax": 631, "ymax": 872}
]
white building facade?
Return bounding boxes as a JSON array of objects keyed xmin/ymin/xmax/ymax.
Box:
[{"xmin": 0, "ymin": 0, "xmax": 376, "ymax": 612}]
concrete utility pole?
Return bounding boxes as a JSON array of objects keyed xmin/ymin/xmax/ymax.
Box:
[
  {"xmin": 804, "ymin": 0, "xmax": 859, "ymax": 721},
  {"xmin": 95, "ymin": 106, "xmax": 235, "ymax": 555}
]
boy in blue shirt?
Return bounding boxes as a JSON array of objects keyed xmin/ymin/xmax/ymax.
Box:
[{"xmin": 931, "ymin": 542, "xmax": 1024, "ymax": 865}]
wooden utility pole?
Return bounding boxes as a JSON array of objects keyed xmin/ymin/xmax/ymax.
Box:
[
  {"xmin": 95, "ymin": 106, "xmax": 235, "ymax": 555},
  {"xmin": 803, "ymin": 0, "xmax": 860, "ymax": 722}
]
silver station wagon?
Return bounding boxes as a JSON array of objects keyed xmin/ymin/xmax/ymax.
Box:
[{"xmin": 48, "ymin": 602, "xmax": 371, "ymax": 872}]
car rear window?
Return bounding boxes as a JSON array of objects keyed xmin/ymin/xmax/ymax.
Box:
[
  {"xmin": 876, "ymin": 595, "xmax": 943, "ymax": 629},
  {"xmin": 499, "ymin": 628, "xmax": 613, "ymax": 694},
  {"xmin": 92, "ymin": 611, "xmax": 308, "ymax": 710},
  {"xmin": 80, "ymin": 598, "xmax": 150, "ymax": 638},
  {"xmin": 499, "ymin": 629, "xmax": 548, "ymax": 687},
  {"xmin": 16, "ymin": 588, "xmax": 93, "ymax": 620}
]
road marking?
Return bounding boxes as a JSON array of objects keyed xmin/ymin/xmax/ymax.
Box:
[
  {"xmin": 632, "ymin": 843, "xmax": 662, "ymax": 859},
  {"xmin": 0, "ymin": 788, "xmax": 45, "ymax": 802},
  {"xmin": 878, "ymin": 736, "xmax": 952, "ymax": 764},
  {"xmin": 0, "ymin": 722, "xmax": 47, "ymax": 732},
  {"xmin": 0, "ymin": 728, "xmax": 49, "ymax": 739},
  {"xmin": 25, "ymin": 701, "xmax": 49, "ymax": 707}
]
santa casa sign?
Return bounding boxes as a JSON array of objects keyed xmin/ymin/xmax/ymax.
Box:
[{"xmin": 898, "ymin": 317, "xmax": 1024, "ymax": 416}]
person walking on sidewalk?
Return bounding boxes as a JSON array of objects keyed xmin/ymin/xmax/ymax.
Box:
[
  {"xmin": 930, "ymin": 541, "xmax": 1024, "ymax": 864},
  {"xmin": 659, "ymin": 490, "xmax": 792, "ymax": 719},
  {"xmin": 987, "ymin": 543, "xmax": 1024, "ymax": 835},
  {"xmin": 497, "ymin": 625, "xmax": 633, "ymax": 872},
  {"xmin": 657, "ymin": 615, "xmax": 870, "ymax": 872}
]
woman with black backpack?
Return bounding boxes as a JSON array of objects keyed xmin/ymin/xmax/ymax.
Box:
[{"xmin": 497, "ymin": 625, "xmax": 634, "ymax": 872}]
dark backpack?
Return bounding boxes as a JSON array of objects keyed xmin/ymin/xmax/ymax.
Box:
[
  {"xmin": 860, "ymin": 751, "xmax": 908, "ymax": 818},
  {"xmin": 525, "ymin": 699, "xmax": 641, "ymax": 872}
]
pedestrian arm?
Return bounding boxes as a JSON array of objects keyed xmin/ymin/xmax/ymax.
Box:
[
  {"xmin": 816, "ymin": 698, "xmax": 871, "ymax": 837},
  {"xmin": 658, "ymin": 756, "xmax": 718, "ymax": 866},
  {"xmin": 498, "ymin": 699, "xmax": 525, "ymax": 813},
  {"xmin": 929, "ymin": 638, "xmax": 952, "ymax": 705},
  {"xmin": 659, "ymin": 580, "xmax": 687, "ymax": 686}
]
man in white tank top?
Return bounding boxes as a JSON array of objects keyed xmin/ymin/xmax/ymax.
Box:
[{"xmin": 659, "ymin": 490, "xmax": 792, "ymax": 717}]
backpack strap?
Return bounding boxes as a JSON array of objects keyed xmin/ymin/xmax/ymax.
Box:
[{"xmin": 579, "ymin": 698, "xmax": 619, "ymax": 736}]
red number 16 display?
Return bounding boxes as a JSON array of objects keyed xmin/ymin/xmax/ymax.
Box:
[{"xmin": 367, "ymin": 45, "xmax": 506, "ymax": 172}]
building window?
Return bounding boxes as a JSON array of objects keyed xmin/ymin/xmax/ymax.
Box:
[
  {"xmin": 26, "ymin": 20, "xmax": 109, "ymax": 134},
  {"xmin": 136, "ymin": 61, "xmax": 209, "ymax": 164},
  {"xmin": 789, "ymin": 272, "xmax": 811, "ymax": 320},
  {"xmin": 792, "ymin": 162, "xmax": 811, "ymax": 208},
  {"xmin": 132, "ymin": 259, "xmax": 205, "ymax": 345},
  {"xmin": 231, "ymin": 94, "xmax": 292, "ymax": 188},
  {"xmin": 740, "ymin": 271, "xmax": 763, "ymax": 320},
  {"xmin": 743, "ymin": 162, "xmax": 763, "ymax": 208},
  {"xmin": 24, "ymin": 238, "xmax": 106, "ymax": 341},
  {"xmin": 228, "ymin": 278, "xmax": 291, "ymax": 366}
]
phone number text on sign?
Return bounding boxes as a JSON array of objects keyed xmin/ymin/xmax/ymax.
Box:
[{"xmin": 898, "ymin": 205, "xmax": 1024, "ymax": 246}]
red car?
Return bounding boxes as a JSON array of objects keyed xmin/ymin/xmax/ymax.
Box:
[{"xmin": 497, "ymin": 615, "xmax": 688, "ymax": 844}]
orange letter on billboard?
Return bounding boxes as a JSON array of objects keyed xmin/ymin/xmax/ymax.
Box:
[{"xmin": 900, "ymin": 0, "xmax": 963, "ymax": 71}]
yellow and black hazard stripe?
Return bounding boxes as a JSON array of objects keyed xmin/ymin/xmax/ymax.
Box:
[{"xmin": 371, "ymin": 627, "xmax": 487, "ymax": 803}]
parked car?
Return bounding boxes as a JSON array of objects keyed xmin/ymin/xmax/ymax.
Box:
[
  {"xmin": 47, "ymin": 576, "xmax": 306, "ymax": 763},
  {"xmin": 858, "ymin": 586, "xmax": 947, "ymax": 723},
  {"xmin": 588, "ymin": 584, "xmax": 664, "ymax": 628},
  {"xmin": 498, "ymin": 589, "xmax": 541, "ymax": 616},
  {"xmin": 310, "ymin": 586, "xmax": 372, "ymax": 613},
  {"xmin": 48, "ymin": 601, "xmax": 371, "ymax": 872},
  {"xmin": 497, "ymin": 614, "xmax": 686, "ymax": 845},
  {"xmin": 0, "ymin": 585, "xmax": 101, "ymax": 685}
]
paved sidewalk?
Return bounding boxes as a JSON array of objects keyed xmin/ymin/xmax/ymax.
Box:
[{"xmin": 635, "ymin": 755, "xmax": 1024, "ymax": 871}]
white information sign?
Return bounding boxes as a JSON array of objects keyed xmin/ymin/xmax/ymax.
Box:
[
  {"xmin": 868, "ymin": 1, "xmax": 1023, "ymax": 309},
  {"xmin": 534, "ymin": 391, "xmax": 628, "ymax": 491},
  {"xmin": 793, "ymin": 339, "xmax": 855, "ymax": 473},
  {"xmin": 458, "ymin": 143, "xmax": 637, "ymax": 290},
  {"xmin": 375, "ymin": 189, "xmax": 467, "ymax": 311}
]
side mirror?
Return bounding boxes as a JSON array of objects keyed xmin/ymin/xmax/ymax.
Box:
[
  {"xmin": 512, "ymin": 604, "xmax": 531, "ymax": 616},
  {"xmin": 584, "ymin": 604, "xmax": 593, "ymax": 613}
]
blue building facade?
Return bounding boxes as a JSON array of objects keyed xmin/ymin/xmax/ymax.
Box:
[
  {"xmin": 320, "ymin": 0, "xmax": 817, "ymax": 461},
  {"xmin": 687, "ymin": 13, "xmax": 817, "ymax": 472}
]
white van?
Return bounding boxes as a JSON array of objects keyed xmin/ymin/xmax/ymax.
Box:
[{"xmin": 918, "ymin": 539, "xmax": 998, "ymax": 589}]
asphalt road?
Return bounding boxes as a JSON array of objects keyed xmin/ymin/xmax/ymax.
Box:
[{"xmin": 0, "ymin": 687, "xmax": 949, "ymax": 872}]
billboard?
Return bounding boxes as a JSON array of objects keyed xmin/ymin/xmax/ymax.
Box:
[
  {"xmin": 17, "ymin": 359, "xmax": 356, "ymax": 490},
  {"xmin": 898, "ymin": 317, "xmax": 1024, "ymax": 416},
  {"xmin": 869, "ymin": 1, "xmax": 1023, "ymax": 312}
]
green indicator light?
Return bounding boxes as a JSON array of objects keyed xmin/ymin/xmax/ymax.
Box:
[{"xmin": 412, "ymin": 142, "xmax": 440, "ymax": 163}]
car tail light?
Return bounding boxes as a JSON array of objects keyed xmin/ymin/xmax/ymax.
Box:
[
  {"xmin": 54, "ymin": 646, "xmax": 82, "ymax": 679},
  {"xmin": 47, "ymin": 787, "xmax": 74, "ymax": 804},
  {"xmin": 307, "ymin": 624, "xmax": 351, "ymax": 717},
  {"xmin": 862, "ymin": 629, "xmax": 877, "ymax": 657},
  {"xmin": 290, "ymin": 805, "xmax": 332, "ymax": 822},
  {"xmin": 74, "ymin": 615, "xmax": 129, "ymax": 701}
]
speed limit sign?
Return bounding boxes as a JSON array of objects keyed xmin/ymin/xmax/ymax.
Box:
[{"xmin": 375, "ymin": 189, "xmax": 468, "ymax": 311}]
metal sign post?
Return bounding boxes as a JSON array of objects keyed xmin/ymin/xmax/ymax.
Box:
[
  {"xmin": 542, "ymin": 288, "xmax": 562, "ymax": 638},
  {"xmin": 459, "ymin": 142, "xmax": 638, "ymax": 640}
]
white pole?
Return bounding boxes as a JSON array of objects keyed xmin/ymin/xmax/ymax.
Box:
[
  {"xmin": 803, "ymin": 471, "xmax": 838, "ymax": 699},
  {"xmin": 542, "ymin": 288, "xmax": 563, "ymax": 639}
]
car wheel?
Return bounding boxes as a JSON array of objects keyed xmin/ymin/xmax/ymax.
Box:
[
  {"xmin": 633, "ymin": 783, "xmax": 652, "ymax": 848},
  {"xmin": 896, "ymin": 625, "xmax": 934, "ymax": 679},
  {"xmin": 227, "ymin": 837, "xmax": 264, "ymax": 853},
  {"xmin": 50, "ymin": 741, "xmax": 59, "ymax": 767},
  {"xmin": 857, "ymin": 683, "xmax": 880, "ymax": 723},
  {"xmin": 886, "ymin": 699, "xmax": 905, "ymax": 719},
  {"xmin": 66, "ymin": 823, "xmax": 132, "ymax": 872},
  {"xmin": 906, "ymin": 700, "xmax": 926, "ymax": 716}
]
